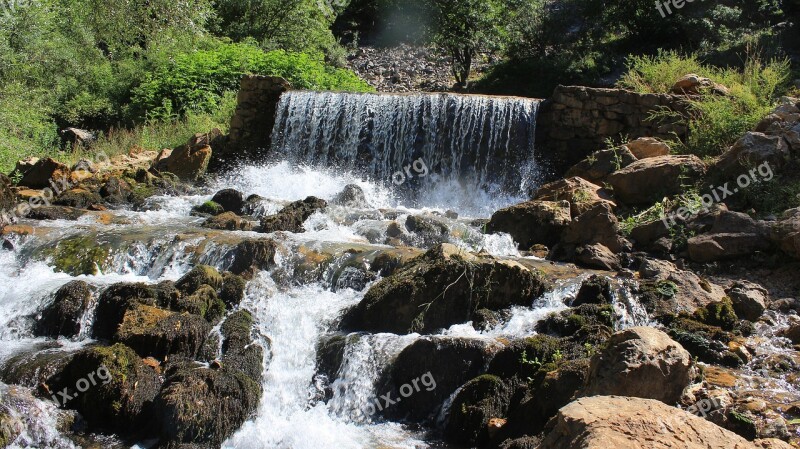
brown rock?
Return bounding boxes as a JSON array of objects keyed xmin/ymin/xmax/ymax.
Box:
[
  {"xmin": 714, "ymin": 132, "xmax": 789, "ymax": 179},
  {"xmin": 16, "ymin": 157, "xmax": 71, "ymax": 189},
  {"xmin": 575, "ymin": 243, "xmax": 620, "ymax": 271},
  {"xmin": 532, "ymin": 177, "xmax": 616, "ymax": 218},
  {"xmin": 203, "ymin": 212, "xmax": 255, "ymax": 232},
  {"xmin": 626, "ymin": 137, "xmax": 671, "ymax": 159},
  {"xmin": 486, "ymin": 200, "xmax": 571, "ymax": 249},
  {"xmin": 672, "ymin": 74, "xmax": 730, "ymax": 96},
  {"xmin": 564, "ymin": 148, "xmax": 637, "ymax": 184},
  {"xmin": 539, "ymin": 396, "xmax": 763, "ymax": 449},
  {"xmin": 560, "ymin": 203, "xmax": 628, "ymax": 254},
  {"xmin": 771, "ymin": 208, "xmax": 800, "ymax": 258},
  {"xmin": 607, "ymin": 155, "xmax": 707, "ymax": 205},
  {"xmin": 688, "ymin": 233, "xmax": 772, "ymax": 263},
  {"xmin": 157, "ymin": 134, "xmax": 214, "ymax": 181}
]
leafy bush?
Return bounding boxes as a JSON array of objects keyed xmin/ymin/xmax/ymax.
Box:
[
  {"xmin": 0, "ymin": 84, "xmax": 61, "ymax": 172},
  {"xmin": 131, "ymin": 43, "xmax": 373, "ymax": 121}
]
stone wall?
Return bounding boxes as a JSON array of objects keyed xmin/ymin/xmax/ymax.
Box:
[
  {"xmin": 536, "ymin": 85, "xmax": 690, "ymax": 173},
  {"xmin": 222, "ymin": 75, "xmax": 290, "ymax": 161}
]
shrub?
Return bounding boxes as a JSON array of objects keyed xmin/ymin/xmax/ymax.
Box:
[{"xmin": 130, "ymin": 43, "xmax": 372, "ymax": 121}]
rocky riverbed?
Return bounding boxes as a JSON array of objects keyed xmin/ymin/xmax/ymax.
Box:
[{"xmin": 1, "ymin": 83, "xmax": 800, "ymax": 449}]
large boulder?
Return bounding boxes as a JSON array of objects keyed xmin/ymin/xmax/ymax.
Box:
[
  {"xmin": 565, "ymin": 148, "xmax": 637, "ymax": 184},
  {"xmin": 260, "ymin": 196, "xmax": 327, "ymax": 233},
  {"xmin": 486, "ymin": 200, "xmax": 571, "ymax": 249},
  {"xmin": 607, "ymin": 155, "xmax": 706, "ymax": 205},
  {"xmin": 211, "ymin": 189, "xmax": 245, "ymax": 215},
  {"xmin": 331, "ymin": 184, "xmax": 368, "ymax": 208},
  {"xmin": 383, "ymin": 337, "xmax": 500, "ymax": 422},
  {"xmin": 220, "ymin": 310, "xmax": 264, "ymax": 382},
  {"xmin": 48, "ymin": 343, "xmax": 161, "ymax": 434},
  {"xmin": 157, "ymin": 133, "xmax": 214, "ymax": 181},
  {"xmin": 34, "ymin": 281, "xmax": 93, "ymax": 338},
  {"xmin": 229, "ymin": 238, "xmax": 277, "ymax": 275},
  {"xmin": 558, "ymin": 203, "xmax": 628, "ymax": 255},
  {"xmin": 444, "ymin": 374, "xmax": 513, "ymax": 447},
  {"xmin": 726, "ymin": 281, "xmax": 767, "ymax": 322},
  {"xmin": 154, "ymin": 361, "xmax": 261, "ymax": 447},
  {"xmin": 93, "ymin": 283, "xmax": 165, "ymax": 340},
  {"xmin": 15, "ymin": 157, "xmax": 71, "ymax": 189},
  {"xmin": 635, "ymin": 258, "xmax": 727, "ymax": 318},
  {"xmin": 626, "ymin": 137, "xmax": 671, "ymax": 159},
  {"xmin": 538, "ymin": 396, "xmax": 773, "ymax": 449},
  {"xmin": 714, "ymin": 132, "xmax": 789, "ymax": 179},
  {"xmin": 583, "ymin": 327, "xmax": 694, "ymax": 404},
  {"xmin": 114, "ymin": 304, "xmax": 212, "ymax": 360},
  {"xmin": 341, "ymin": 244, "xmax": 550, "ymax": 334},
  {"xmin": 532, "ymin": 177, "xmax": 616, "ymax": 218},
  {"xmin": 688, "ymin": 211, "xmax": 772, "ymax": 262}
]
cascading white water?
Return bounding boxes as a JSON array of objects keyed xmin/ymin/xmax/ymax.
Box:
[{"xmin": 270, "ymin": 91, "xmax": 541, "ymax": 199}]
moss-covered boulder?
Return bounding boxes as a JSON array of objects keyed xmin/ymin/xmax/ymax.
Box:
[
  {"xmin": 487, "ymin": 335, "xmax": 577, "ymax": 380},
  {"xmin": 115, "ymin": 304, "xmax": 212, "ymax": 360},
  {"xmin": 444, "ymin": 374, "xmax": 513, "ymax": 446},
  {"xmin": 154, "ymin": 361, "xmax": 262, "ymax": 447},
  {"xmin": 694, "ymin": 297, "xmax": 739, "ymax": 331},
  {"xmin": 48, "ymin": 343, "xmax": 161, "ymax": 434},
  {"xmin": 53, "ymin": 188, "xmax": 102, "ymax": 209},
  {"xmin": 663, "ymin": 314, "xmax": 744, "ymax": 367},
  {"xmin": 175, "ymin": 265, "xmax": 223, "ymax": 294},
  {"xmin": 93, "ymin": 283, "xmax": 161, "ymax": 340},
  {"xmin": 220, "ymin": 272, "xmax": 247, "ymax": 308},
  {"xmin": 42, "ymin": 235, "xmax": 110, "ymax": 276},
  {"xmin": 191, "ymin": 200, "xmax": 224, "ymax": 216},
  {"xmin": 536, "ymin": 304, "xmax": 615, "ymax": 340},
  {"xmin": 342, "ymin": 244, "xmax": 551, "ymax": 334},
  {"xmin": 260, "ymin": 196, "xmax": 327, "ymax": 233},
  {"xmin": 383, "ymin": 337, "xmax": 500, "ymax": 422},
  {"xmin": 220, "ymin": 311, "xmax": 264, "ymax": 382},
  {"xmin": 35, "ymin": 281, "xmax": 93, "ymax": 338},
  {"xmin": 99, "ymin": 176, "xmax": 133, "ymax": 205},
  {"xmin": 171, "ymin": 285, "xmax": 225, "ymax": 323},
  {"xmin": 572, "ymin": 275, "xmax": 613, "ymax": 307},
  {"xmin": 0, "ymin": 343, "xmax": 77, "ymax": 387}
]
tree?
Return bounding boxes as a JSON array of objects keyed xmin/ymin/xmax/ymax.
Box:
[{"xmin": 426, "ymin": 0, "xmax": 501, "ymax": 88}]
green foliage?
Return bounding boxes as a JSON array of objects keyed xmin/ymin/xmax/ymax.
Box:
[
  {"xmin": 131, "ymin": 43, "xmax": 372, "ymax": 121},
  {"xmin": 620, "ymin": 50, "xmax": 790, "ymax": 157},
  {"xmin": 655, "ymin": 281, "xmax": 679, "ymax": 298},
  {"xmin": 694, "ymin": 298, "xmax": 739, "ymax": 331}
]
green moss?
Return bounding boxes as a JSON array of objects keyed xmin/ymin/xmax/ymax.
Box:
[
  {"xmin": 655, "ymin": 280, "xmax": 679, "ymax": 298},
  {"xmin": 44, "ymin": 235, "xmax": 111, "ymax": 276},
  {"xmin": 194, "ymin": 201, "xmax": 224, "ymax": 216},
  {"xmin": 694, "ymin": 297, "xmax": 738, "ymax": 331}
]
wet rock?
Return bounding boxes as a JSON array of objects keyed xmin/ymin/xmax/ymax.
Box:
[
  {"xmin": 607, "ymin": 155, "xmax": 707, "ymax": 205},
  {"xmin": 260, "ymin": 196, "xmax": 327, "ymax": 233},
  {"xmin": 211, "ymin": 189, "xmax": 245, "ymax": 215},
  {"xmin": 332, "ymin": 184, "xmax": 368, "ymax": 208},
  {"xmin": 726, "ymin": 281, "xmax": 767, "ymax": 322},
  {"xmin": 714, "ymin": 132, "xmax": 789, "ymax": 179},
  {"xmin": 25, "ymin": 205, "xmax": 87, "ymax": 221},
  {"xmin": 538, "ymin": 396, "xmax": 761, "ymax": 449},
  {"xmin": 693, "ymin": 297, "xmax": 739, "ymax": 331},
  {"xmin": 487, "ymin": 200, "xmax": 571, "ymax": 249},
  {"xmin": 53, "ymin": 188, "xmax": 102, "ymax": 209},
  {"xmin": 99, "ymin": 177, "xmax": 133, "ymax": 205},
  {"xmin": 202, "ymin": 211, "xmax": 255, "ymax": 231},
  {"xmin": 171, "ymin": 285, "xmax": 226, "ymax": 324},
  {"xmin": 220, "ymin": 310, "xmax": 264, "ymax": 382},
  {"xmin": 220, "ymin": 272, "xmax": 247, "ymax": 308},
  {"xmin": 115, "ymin": 304, "xmax": 212, "ymax": 360},
  {"xmin": 487, "ymin": 335, "xmax": 578, "ymax": 380},
  {"xmin": 583, "ymin": 327, "xmax": 694, "ymax": 404},
  {"xmin": 383, "ymin": 337, "xmax": 500, "ymax": 422},
  {"xmin": 405, "ymin": 215, "xmax": 450, "ymax": 247},
  {"xmin": 176, "ymin": 265, "xmax": 223, "ymax": 295},
  {"xmin": 191, "ymin": 200, "xmax": 224, "ymax": 216},
  {"xmin": 626, "ymin": 137, "xmax": 671, "ymax": 159},
  {"xmin": 664, "ymin": 314, "xmax": 742, "ymax": 367},
  {"xmin": 532, "ymin": 177, "xmax": 616, "ymax": 218},
  {"xmin": 0, "ymin": 343, "xmax": 77, "ymax": 387},
  {"xmin": 229, "ymin": 238, "xmax": 277, "ymax": 275},
  {"xmin": 155, "ymin": 360, "xmax": 261, "ymax": 447},
  {"xmin": 573, "ymin": 276, "xmax": 613, "ymax": 307},
  {"xmin": 49, "ymin": 343, "xmax": 161, "ymax": 434},
  {"xmin": 535, "ymin": 304, "xmax": 614, "ymax": 342},
  {"xmin": 444, "ymin": 374, "xmax": 513, "ymax": 446},
  {"xmin": 342, "ymin": 244, "xmax": 550, "ymax": 334},
  {"xmin": 565, "ymin": 148, "xmax": 637, "ymax": 184},
  {"xmin": 332, "ymin": 265, "xmax": 376, "ymax": 292},
  {"xmin": 35, "ymin": 280, "xmax": 93, "ymax": 338},
  {"xmin": 16, "ymin": 157, "xmax": 71, "ymax": 189},
  {"xmin": 93, "ymin": 283, "xmax": 169, "ymax": 340},
  {"xmin": 316, "ymin": 334, "xmax": 350, "ymax": 387}
]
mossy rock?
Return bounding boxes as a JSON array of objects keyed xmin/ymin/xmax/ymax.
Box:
[
  {"xmin": 171, "ymin": 285, "xmax": 226, "ymax": 323},
  {"xmin": 219, "ymin": 311, "xmax": 264, "ymax": 381},
  {"xmin": 229, "ymin": 239, "xmax": 278, "ymax": 275},
  {"xmin": 53, "ymin": 188, "xmax": 102, "ymax": 209},
  {"xmin": 536, "ymin": 304, "xmax": 615, "ymax": 338},
  {"xmin": 664, "ymin": 315, "xmax": 742, "ymax": 367},
  {"xmin": 48, "ymin": 343, "xmax": 161, "ymax": 434},
  {"xmin": 191, "ymin": 200, "xmax": 224, "ymax": 216},
  {"xmin": 487, "ymin": 335, "xmax": 580, "ymax": 380},
  {"xmin": 444, "ymin": 374, "xmax": 513, "ymax": 446},
  {"xmin": 572, "ymin": 275, "xmax": 613, "ymax": 306},
  {"xmin": 155, "ymin": 362, "xmax": 262, "ymax": 447},
  {"xmin": 175, "ymin": 265, "xmax": 223, "ymax": 295},
  {"xmin": 694, "ymin": 297, "xmax": 738, "ymax": 331},
  {"xmin": 114, "ymin": 304, "xmax": 212, "ymax": 360},
  {"xmin": 43, "ymin": 235, "xmax": 111, "ymax": 276},
  {"xmin": 93, "ymin": 283, "xmax": 162, "ymax": 340},
  {"xmin": 220, "ymin": 272, "xmax": 246, "ymax": 308},
  {"xmin": 35, "ymin": 280, "xmax": 93, "ymax": 338},
  {"xmin": 0, "ymin": 411, "xmax": 21, "ymax": 447}
]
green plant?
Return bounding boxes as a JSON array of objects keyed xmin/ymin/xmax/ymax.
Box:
[{"xmin": 655, "ymin": 280, "xmax": 679, "ymax": 298}]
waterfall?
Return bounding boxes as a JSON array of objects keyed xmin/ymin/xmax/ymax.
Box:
[{"xmin": 269, "ymin": 91, "xmax": 541, "ymax": 194}]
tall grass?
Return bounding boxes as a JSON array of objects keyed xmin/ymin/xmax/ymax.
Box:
[{"xmin": 618, "ymin": 49, "xmax": 791, "ymax": 158}]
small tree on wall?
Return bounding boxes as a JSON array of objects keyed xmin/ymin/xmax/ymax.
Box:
[{"xmin": 427, "ymin": 0, "xmax": 501, "ymax": 88}]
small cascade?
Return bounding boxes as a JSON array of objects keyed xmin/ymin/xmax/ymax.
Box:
[{"xmin": 270, "ymin": 91, "xmax": 541, "ymax": 196}]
